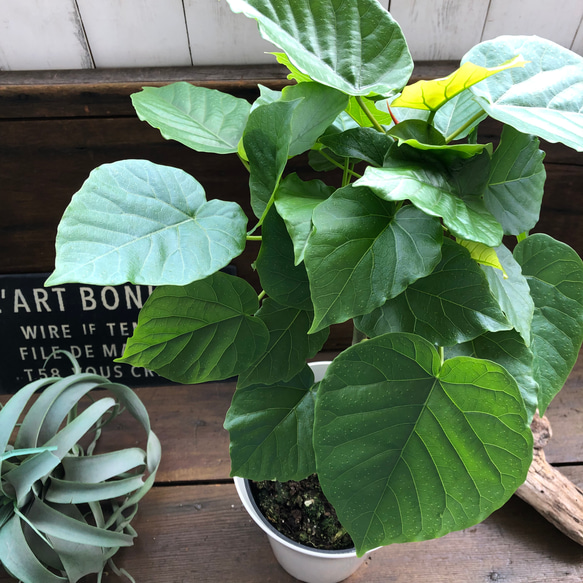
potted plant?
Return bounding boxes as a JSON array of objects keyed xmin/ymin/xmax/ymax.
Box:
[
  {"xmin": 0, "ymin": 353, "xmax": 161, "ymax": 583},
  {"xmin": 45, "ymin": 0, "xmax": 583, "ymax": 579}
]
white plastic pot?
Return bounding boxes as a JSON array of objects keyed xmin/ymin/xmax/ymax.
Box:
[{"xmin": 233, "ymin": 361, "xmax": 374, "ymax": 583}]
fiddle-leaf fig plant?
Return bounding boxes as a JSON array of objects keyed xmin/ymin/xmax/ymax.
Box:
[
  {"xmin": 0, "ymin": 354, "xmax": 161, "ymax": 582},
  {"xmin": 46, "ymin": 0, "xmax": 583, "ymax": 557}
]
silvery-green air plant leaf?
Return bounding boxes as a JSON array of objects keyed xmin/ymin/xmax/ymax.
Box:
[
  {"xmin": 46, "ymin": 160, "xmax": 248, "ymax": 287},
  {"xmin": 464, "ymin": 36, "xmax": 583, "ymax": 151},
  {"xmin": 226, "ymin": 0, "xmax": 413, "ymax": 96},
  {"xmin": 0, "ymin": 356, "xmax": 161, "ymax": 583}
]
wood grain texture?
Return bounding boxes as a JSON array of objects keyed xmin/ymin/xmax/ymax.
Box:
[
  {"xmin": 0, "ymin": 0, "xmax": 93, "ymax": 71},
  {"xmin": 76, "ymin": 0, "xmax": 192, "ymax": 68}
]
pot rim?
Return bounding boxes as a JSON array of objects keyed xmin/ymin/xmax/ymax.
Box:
[{"xmin": 234, "ymin": 476, "xmax": 360, "ymax": 559}]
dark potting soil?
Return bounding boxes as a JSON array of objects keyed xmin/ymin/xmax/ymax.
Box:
[{"xmin": 250, "ymin": 474, "xmax": 354, "ymax": 551}]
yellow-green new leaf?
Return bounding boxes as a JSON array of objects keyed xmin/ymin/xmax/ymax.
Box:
[
  {"xmin": 271, "ymin": 52, "xmax": 312, "ymax": 83},
  {"xmin": 459, "ymin": 239, "xmax": 507, "ymax": 278},
  {"xmin": 392, "ymin": 56, "xmax": 527, "ymax": 111}
]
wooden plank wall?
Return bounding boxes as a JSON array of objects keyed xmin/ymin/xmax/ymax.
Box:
[{"xmin": 0, "ymin": 0, "xmax": 582, "ymax": 71}]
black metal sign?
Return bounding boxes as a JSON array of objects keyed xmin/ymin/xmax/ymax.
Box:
[{"xmin": 0, "ymin": 273, "xmax": 165, "ymax": 393}]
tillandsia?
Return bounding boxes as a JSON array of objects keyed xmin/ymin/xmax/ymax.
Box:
[
  {"xmin": 0, "ymin": 353, "xmax": 161, "ymax": 582},
  {"xmin": 46, "ymin": 0, "xmax": 583, "ymax": 557}
]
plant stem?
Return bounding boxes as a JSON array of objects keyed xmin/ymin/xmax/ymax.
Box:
[
  {"xmin": 352, "ymin": 325, "xmax": 367, "ymax": 346},
  {"xmin": 258, "ymin": 290, "xmax": 266, "ymax": 302},
  {"xmin": 445, "ymin": 111, "xmax": 485, "ymax": 143},
  {"xmin": 439, "ymin": 346, "xmax": 445, "ymax": 366},
  {"xmin": 342, "ymin": 157, "xmax": 351, "ymax": 187},
  {"xmin": 319, "ymin": 150, "xmax": 362, "ymax": 178},
  {"xmin": 246, "ymin": 235, "xmax": 262, "ymax": 241},
  {"xmin": 517, "ymin": 231, "xmax": 529, "ymax": 242},
  {"xmin": 355, "ymin": 96, "xmax": 386, "ymax": 134}
]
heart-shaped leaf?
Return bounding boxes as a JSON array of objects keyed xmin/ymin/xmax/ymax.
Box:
[
  {"xmin": 355, "ymin": 238, "xmax": 511, "ymax": 346},
  {"xmin": 226, "ymin": 0, "xmax": 413, "ymax": 96},
  {"xmin": 464, "ymin": 36, "xmax": 583, "ymax": 151},
  {"xmin": 319, "ymin": 127, "xmax": 394, "ymax": 167},
  {"xmin": 131, "ymin": 82, "xmax": 251, "ymax": 154},
  {"xmin": 237, "ymin": 299, "xmax": 328, "ymax": 389},
  {"xmin": 225, "ymin": 365, "xmax": 316, "ymax": 481},
  {"xmin": 314, "ymin": 333, "xmax": 532, "ymax": 555},
  {"xmin": 118, "ymin": 272, "xmax": 269, "ymax": 384},
  {"xmin": 447, "ymin": 330, "xmax": 539, "ymax": 423},
  {"xmin": 356, "ymin": 148, "xmax": 504, "ymax": 247},
  {"xmin": 46, "ymin": 160, "xmax": 247, "ymax": 286},
  {"xmin": 483, "ymin": 124, "xmax": 546, "ymax": 236},
  {"xmin": 274, "ymin": 173, "xmax": 334, "ymax": 265},
  {"xmin": 514, "ymin": 234, "xmax": 583, "ymax": 413},
  {"xmin": 304, "ymin": 186, "xmax": 443, "ymax": 333}
]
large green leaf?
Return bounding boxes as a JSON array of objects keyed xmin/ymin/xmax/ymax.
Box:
[
  {"xmin": 432, "ymin": 90, "xmax": 487, "ymax": 141},
  {"xmin": 447, "ymin": 330, "xmax": 539, "ymax": 423},
  {"xmin": 304, "ymin": 186, "xmax": 443, "ymax": 333},
  {"xmin": 314, "ymin": 333, "xmax": 532, "ymax": 555},
  {"xmin": 481, "ymin": 243, "xmax": 534, "ymax": 346},
  {"xmin": 273, "ymin": 173, "xmax": 334, "ymax": 265},
  {"xmin": 280, "ymin": 82, "xmax": 350, "ymax": 156},
  {"xmin": 355, "ymin": 148, "xmax": 504, "ymax": 247},
  {"xmin": 255, "ymin": 205, "xmax": 313, "ymax": 311},
  {"xmin": 319, "ymin": 127, "xmax": 394, "ymax": 167},
  {"xmin": 356, "ymin": 238, "xmax": 511, "ymax": 346},
  {"xmin": 46, "ymin": 160, "xmax": 247, "ymax": 286},
  {"xmin": 484, "ymin": 125, "xmax": 546, "ymax": 235},
  {"xmin": 226, "ymin": 0, "xmax": 413, "ymax": 96},
  {"xmin": 237, "ymin": 299, "xmax": 328, "ymax": 389},
  {"xmin": 225, "ymin": 365, "xmax": 316, "ymax": 481},
  {"xmin": 131, "ymin": 82, "xmax": 251, "ymax": 154},
  {"xmin": 118, "ymin": 272, "xmax": 269, "ymax": 384},
  {"xmin": 514, "ymin": 234, "xmax": 583, "ymax": 413},
  {"xmin": 244, "ymin": 100, "xmax": 299, "ymax": 219},
  {"xmin": 464, "ymin": 36, "xmax": 583, "ymax": 151}
]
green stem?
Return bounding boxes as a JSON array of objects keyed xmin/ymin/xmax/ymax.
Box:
[
  {"xmin": 439, "ymin": 346, "xmax": 445, "ymax": 366},
  {"xmin": 342, "ymin": 157, "xmax": 351, "ymax": 187},
  {"xmin": 517, "ymin": 231, "xmax": 529, "ymax": 242},
  {"xmin": 258, "ymin": 290, "xmax": 267, "ymax": 302},
  {"xmin": 355, "ymin": 96, "xmax": 386, "ymax": 134},
  {"xmin": 246, "ymin": 235, "xmax": 262, "ymax": 241},
  {"xmin": 445, "ymin": 111, "xmax": 485, "ymax": 143},
  {"xmin": 319, "ymin": 150, "xmax": 362, "ymax": 178}
]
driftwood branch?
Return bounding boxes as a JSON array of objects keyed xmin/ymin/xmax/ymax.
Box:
[{"xmin": 516, "ymin": 414, "xmax": 583, "ymax": 545}]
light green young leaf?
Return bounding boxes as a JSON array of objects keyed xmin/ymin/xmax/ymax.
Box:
[
  {"xmin": 484, "ymin": 124, "xmax": 546, "ymax": 235},
  {"xmin": 345, "ymin": 96, "xmax": 394, "ymax": 128},
  {"xmin": 314, "ymin": 333, "xmax": 532, "ymax": 555},
  {"xmin": 271, "ymin": 52, "xmax": 313, "ymax": 83},
  {"xmin": 118, "ymin": 272, "xmax": 270, "ymax": 384},
  {"xmin": 131, "ymin": 82, "xmax": 251, "ymax": 154},
  {"xmin": 226, "ymin": 0, "xmax": 413, "ymax": 96},
  {"xmin": 355, "ymin": 239, "xmax": 512, "ymax": 346},
  {"xmin": 305, "ymin": 187, "xmax": 443, "ymax": 333},
  {"xmin": 225, "ymin": 365, "xmax": 316, "ymax": 481},
  {"xmin": 464, "ymin": 36, "xmax": 583, "ymax": 151},
  {"xmin": 45, "ymin": 160, "xmax": 247, "ymax": 286},
  {"xmin": 458, "ymin": 239, "xmax": 506, "ymax": 276},
  {"xmin": 391, "ymin": 56, "xmax": 526, "ymax": 111},
  {"xmin": 274, "ymin": 173, "xmax": 334, "ymax": 265},
  {"xmin": 514, "ymin": 234, "xmax": 583, "ymax": 413},
  {"xmin": 237, "ymin": 299, "xmax": 328, "ymax": 389}
]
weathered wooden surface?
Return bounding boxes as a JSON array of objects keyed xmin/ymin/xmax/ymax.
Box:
[{"xmin": 1, "ymin": 353, "xmax": 583, "ymax": 582}]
